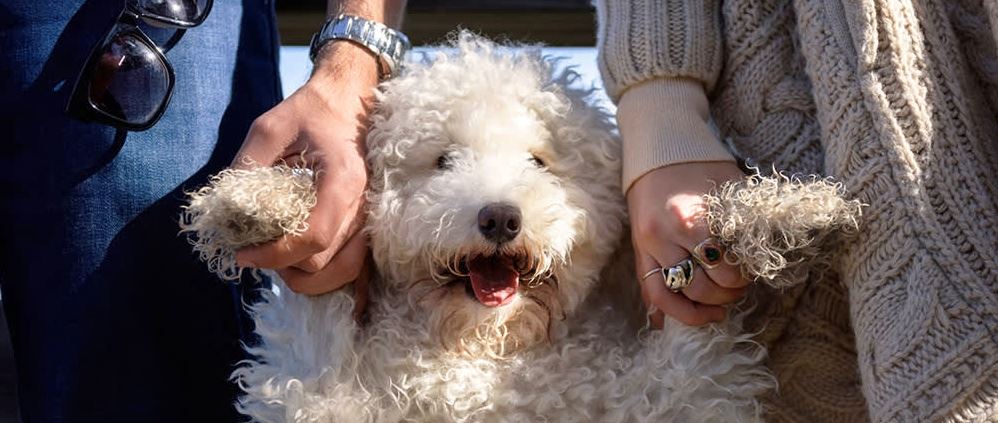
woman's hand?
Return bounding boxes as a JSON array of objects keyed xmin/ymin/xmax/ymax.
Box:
[
  {"xmin": 231, "ymin": 42, "xmax": 378, "ymax": 297},
  {"xmin": 628, "ymin": 161, "xmax": 751, "ymax": 327}
]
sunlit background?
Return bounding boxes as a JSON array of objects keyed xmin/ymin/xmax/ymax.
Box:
[{"xmin": 276, "ymin": 0, "xmax": 609, "ymax": 107}]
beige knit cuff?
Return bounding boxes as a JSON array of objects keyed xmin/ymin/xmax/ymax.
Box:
[{"xmin": 618, "ymin": 78, "xmax": 735, "ymax": 193}]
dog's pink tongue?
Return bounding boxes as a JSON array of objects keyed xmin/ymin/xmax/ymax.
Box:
[{"xmin": 468, "ymin": 256, "xmax": 519, "ymax": 307}]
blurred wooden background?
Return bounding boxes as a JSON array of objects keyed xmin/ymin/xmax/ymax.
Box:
[{"xmin": 276, "ymin": 0, "xmax": 597, "ymax": 46}]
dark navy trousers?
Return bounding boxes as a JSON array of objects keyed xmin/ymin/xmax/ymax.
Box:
[{"xmin": 0, "ymin": 1, "xmax": 282, "ymax": 421}]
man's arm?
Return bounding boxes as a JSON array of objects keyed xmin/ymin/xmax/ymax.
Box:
[
  {"xmin": 232, "ymin": 0, "xmax": 407, "ymax": 296},
  {"xmin": 327, "ymin": 0, "xmax": 405, "ymax": 29}
]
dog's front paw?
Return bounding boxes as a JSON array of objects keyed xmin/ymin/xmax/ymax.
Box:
[
  {"xmin": 179, "ymin": 165, "xmax": 317, "ymax": 279},
  {"xmin": 703, "ymin": 173, "xmax": 863, "ymax": 288}
]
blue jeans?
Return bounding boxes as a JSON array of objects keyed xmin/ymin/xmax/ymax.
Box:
[{"xmin": 0, "ymin": 1, "xmax": 281, "ymax": 421}]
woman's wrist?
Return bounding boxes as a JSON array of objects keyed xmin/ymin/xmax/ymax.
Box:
[{"xmin": 617, "ymin": 78, "xmax": 734, "ymax": 193}]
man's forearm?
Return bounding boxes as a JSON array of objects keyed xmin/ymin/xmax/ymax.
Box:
[
  {"xmin": 311, "ymin": 0, "xmax": 408, "ymax": 81},
  {"xmin": 327, "ymin": 0, "xmax": 407, "ymax": 29}
]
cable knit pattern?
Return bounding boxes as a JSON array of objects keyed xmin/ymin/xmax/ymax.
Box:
[
  {"xmin": 596, "ymin": 0, "xmax": 998, "ymax": 422},
  {"xmin": 596, "ymin": 0, "xmax": 723, "ymax": 99}
]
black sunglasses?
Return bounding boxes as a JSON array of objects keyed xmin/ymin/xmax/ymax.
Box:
[{"xmin": 66, "ymin": 0, "xmax": 213, "ymax": 131}]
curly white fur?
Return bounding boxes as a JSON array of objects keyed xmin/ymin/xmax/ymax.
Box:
[
  {"xmin": 189, "ymin": 33, "xmax": 795, "ymax": 422},
  {"xmin": 180, "ymin": 165, "xmax": 316, "ymax": 279},
  {"xmin": 703, "ymin": 172, "xmax": 862, "ymax": 288}
]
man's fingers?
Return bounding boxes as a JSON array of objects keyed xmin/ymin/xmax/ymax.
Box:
[
  {"xmin": 236, "ymin": 228, "xmax": 330, "ymax": 270},
  {"xmin": 280, "ymin": 201, "xmax": 365, "ymax": 273},
  {"xmin": 235, "ymin": 155, "xmax": 367, "ymax": 270},
  {"xmin": 304, "ymin": 147, "xmax": 368, "ymax": 255},
  {"xmin": 276, "ymin": 231, "xmax": 368, "ymax": 295},
  {"xmin": 231, "ymin": 113, "xmax": 299, "ymax": 169},
  {"xmin": 232, "ymin": 187, "xmax": 362, "ymax": 270},
  {"xmin": 680, "ymin": 268, "xmax": 747, "ymax": 306},
  {"xmin": 291, "ymin": 235, "xmax": 344, "ymax": 273}
]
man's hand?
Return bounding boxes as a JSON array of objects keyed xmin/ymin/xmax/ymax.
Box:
[
  {"xmin": 232, "ymin": 42, "xmax": 378, "ymax": 296},
  {"xmin": 628, "ymin": 162, "xmax": 751, "ymax": 327}
]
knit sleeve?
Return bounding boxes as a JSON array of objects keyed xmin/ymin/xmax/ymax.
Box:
[
  {"xmin": 596, "ymin": 0, "xmax": 723, "ymax": 101},
  {"xmin": 596, "ymin": 0, "xmax": 732, "ymax": 193}
]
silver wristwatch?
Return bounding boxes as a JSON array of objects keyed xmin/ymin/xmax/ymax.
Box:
[{"xmin": 309, "ymin": 14, "xmax": 411, "ymax": 79}]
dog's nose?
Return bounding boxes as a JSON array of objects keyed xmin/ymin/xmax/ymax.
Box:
[{"xmin": 478, "ymin": 203, "xmax": 522, "ymax": 243}]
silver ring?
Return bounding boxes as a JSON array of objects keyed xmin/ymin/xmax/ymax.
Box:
[
  {"xmin": 641, "ymin": 267, "xmax": 663, "ymax": 281},
  {"xmin": 663, "ymin": 258, "xmax": 696, "ymax": 292}
]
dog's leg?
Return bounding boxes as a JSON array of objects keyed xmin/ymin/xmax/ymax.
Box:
[{"xmin": 232, "ymin": 274, "xmax": 365, "ymax": 423}]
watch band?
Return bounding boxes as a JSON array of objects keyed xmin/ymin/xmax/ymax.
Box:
[{"xmin": 309, "ymin": 14, "xmax": 411, "ymax": 79}]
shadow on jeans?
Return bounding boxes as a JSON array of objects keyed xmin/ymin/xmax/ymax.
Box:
[{"xmin": 0, "ymin": 301, "xmax": 20, "ymax": 422}]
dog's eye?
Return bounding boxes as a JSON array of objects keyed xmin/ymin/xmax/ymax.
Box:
[
  {"xmin": 530, "ymin": 155, "xmax": 546, "ymax": 168},
  {"xmin": 436, "ymin": 154, "xmax": 452, "ymax": 170}
]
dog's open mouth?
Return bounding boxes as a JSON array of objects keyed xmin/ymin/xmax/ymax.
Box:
[
  {"xmin": 467, "ymin": 255, "xmax": 520, "ymax": 307},
  {"xmin": 439, "ymin": 253, "xmax": 549, "ymax": 308}
]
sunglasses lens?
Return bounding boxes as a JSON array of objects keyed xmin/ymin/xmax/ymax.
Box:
[
  {"xmin": 87, "ymin": 32, "xmax": 171, "ymax": 127},
  {"xmin": 136, "ymin": 0, "xmax": 211, "ymax": 25}
]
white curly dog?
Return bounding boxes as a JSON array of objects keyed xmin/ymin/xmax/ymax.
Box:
[{"xmin": 210, "ymin": 33, "xmax": 771, "ymax": 422}]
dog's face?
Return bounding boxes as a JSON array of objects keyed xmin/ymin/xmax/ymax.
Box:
[{"xmin": 366, "ymin": 35, "xmax": 626, "ymax": 356}]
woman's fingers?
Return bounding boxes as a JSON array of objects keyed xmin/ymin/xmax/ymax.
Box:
[
  {"xmin": 680, "ymin": 267, "xmax": 747, "ymax": 306},
  {"xmin": 636, "ymin": 253, "xmax": 666, "ymax": 329},
  {"xmin": 697, "ymin": 259, "xmax": 748, "ymax": 289},
  {"xmin": 635, "ymin": 251, "xmax": 726, "ymax": 327},
  {"xmin": 688, "ymin": 238, "xmax": 749, "ymax": 289},
  {"xmin": 635, "ymin": 197, "xmax": 730, "ymax": 323}
]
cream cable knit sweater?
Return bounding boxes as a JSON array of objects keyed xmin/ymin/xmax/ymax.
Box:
[{"xmin": 596, "ymin": 0, "xmax": 998, "ymax": 422}]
